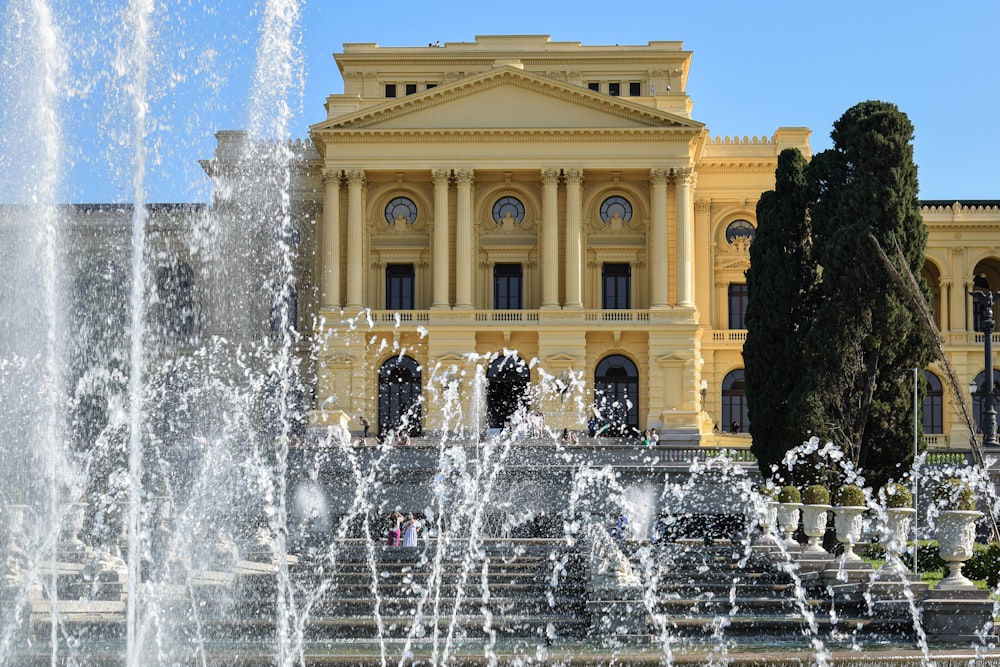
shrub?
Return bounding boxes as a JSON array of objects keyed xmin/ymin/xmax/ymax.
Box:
[
  {"xmin": 777, "ymin": 485, "xmax": 801, "ymax": 504},
  {"xmin": 802, "ymin": 484, "xmax": 830, "ymax": 505},
  {"xmin": 759, "ymin": 485, "xmax": 779, "ymax": 501},
  {"xmin": 964, "ymin": 542, "xmax": 1000, "ymax": 588},
  {"xmin": 914, "ymin": 539, "xmax": 945, "ymax": 574},
  {"xmin": 933, "ymin": 478, "xmax": 977, "ymax": 511},
  {"xmin": 833, "ymin": 484, "xmax": 866, "ymax": 507},
  {"xmin": 881, "ymin": 482, "xmax": 913, "ymax": 509}
]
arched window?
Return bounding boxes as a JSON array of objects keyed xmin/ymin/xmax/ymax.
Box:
[
  {"xmin": 156, "ymin": 262, "xmax": 195, "ymax": 339},
  {"xmin": 722, "ymin": 370, "xmax": 748, "ymax": 433},
  {"xmin": 922, "ymin": 370, "xmax": 943, "ymax": 435},
  {"xmin": 971, "ymin": 369, "xmax": 1000, "ymax": 435},
  {"xmin": 270, "ymin": 283, "xmax": 298, "ymax": 332},
  {"xmin": 725, "ymin": 219, "xmax": 755, "ymax": 244},
  {"xmin": 492, "ymin": 196, "xmax": 525, "ymax": 225},
  {"xmin": 599, "ymin": 196, "xmax": 633, "ymax": 225},
  {"xmin": 486, "ymin": 355, "xmax": 531, "ymax": 429},
  {"xmin": 378, "ymin": 356, "xmax": 422, "ymax": 436},
  {"xmin": 385, "ymin": 196, "xmax": 418, "ymax": 225},
  {"xmin": 594, "ymin": 354, "xmax": 639, "ymax": 437}
]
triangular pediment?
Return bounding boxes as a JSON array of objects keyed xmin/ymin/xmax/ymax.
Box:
[{"xmin": 312, "ymin": 66, "xmax": 703, "ymax": 134}]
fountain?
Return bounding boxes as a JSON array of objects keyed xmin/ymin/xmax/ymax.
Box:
[{"xmin": 3, "ymin": 3, "xmax": 1000, "ymax": 666}]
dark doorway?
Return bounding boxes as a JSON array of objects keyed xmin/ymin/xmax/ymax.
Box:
[
  {"xmin": 486, "ymin": 355, "xmax": 531, "ymax": 429},
  {"xmin": 594, "ymin": 354, "xmax": 639, "ymax": 436},
  {"xmin": 378, "ymin": 356, "xmax": 422, "ymax": 436}
]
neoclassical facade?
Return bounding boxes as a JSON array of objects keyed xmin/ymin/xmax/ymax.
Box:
[{"xmin": 198, "ymin": 36, "xmax": 1000, "ymax": 448}]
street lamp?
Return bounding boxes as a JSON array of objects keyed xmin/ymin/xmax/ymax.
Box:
[{"xmin": 969, "ymin": 288, "xmax": 998, "ymax": 447}]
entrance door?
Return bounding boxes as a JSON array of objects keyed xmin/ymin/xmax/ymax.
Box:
[
  {"xmin": 378, "ymin": 356, "xmax": 422, "ymax": 435},
  {"xmin": 486, "ymin": 355, "xmax": 530, "ymax": 429},
  {"xmin": 594, "ymin": 355, "xmax": 639, "ymax": 436}
]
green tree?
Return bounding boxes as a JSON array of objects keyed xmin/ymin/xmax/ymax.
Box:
[
  {"xmin": 745, "ymin": 148, "xmax": 819, "ymax": 477},
  {"xmin": 746, "ymin": 101, "xmax": 935, "ymax": 489},
  {"xmin": 801, "ymin": 101, "xmax": 934, "ymax": 487}
]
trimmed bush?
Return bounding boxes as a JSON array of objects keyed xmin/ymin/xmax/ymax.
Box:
[
  {"xmin": 881, "ymin": 482, "xmax": 913, "ymax": 508},
  {"xmin": 933, "ymin": 477, "xmax": 977, "ymax": 511},
  {"xmin": 802, "ymin": 484, "xmax": 830, "ymax": 506},
  {"xmin": 964, "ymin": 542, "xmax": 1000, "ymax": 588},
  {"xmin": 777, "ymin": 485, "xmax": 801, "ymax": 504},
  {"xmin": 833, "ymin": 484, "xmax": 865, "ymax": 507},
  {"xmin": 759, "ymin": 485, "xmax": 779, "ymax": 501}
]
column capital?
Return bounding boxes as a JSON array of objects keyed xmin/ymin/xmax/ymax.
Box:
[
  {"xmin": 346, "ymin": 169, "xmax": 365, "ymax": 186},
  {"xmin": 674, "ymin": 166, "xmax": 694, "ymax": 185},
  {"xmin": 541, "ymin": 168, "xmax": 561, "ymax": 184},
  {"xmin": 323, "ymin": 168, "xmax": 342, "ymax": 184},
  {"xmin": 650, "ymin": 167, "xmax": 670, "ymax": 184},
  {"xmin": 564, "ymin": 167, "xmax": 584, "ymax": 184},
  {"xmin": 694, "ymin": 199, "xmax": 710, "ymax": 214},
  {"xmin": 455, "ymin": 168, "xmax": 474, "ymax": 185},
  {"xmin": 431, "ymin": 168, "xmax": 451, "ymax": 184}
]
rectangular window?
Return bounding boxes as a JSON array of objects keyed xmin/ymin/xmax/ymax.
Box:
[
  {"xmin": 405, "ymin": 83, "xmax": 417, "ymax": 95},
  {"xmin": 386, "ymin": 264, "xmax": 415, "ymax": 310},
  {"xmin": 728, "ymin": 283, "xmax": 748, "ymax": 329},
  {"xmin": 602, "ymin": 263, "xmax": 631, "ymax": 309},
  {"xmin": 493, "ymin": 263, "xmax": 523, "ymax": 310},
  {"xmin": 629, "ymin": 81, "xmax": 642, "ymax": 96},
  {"xmin": 608, "ymin": 82, "xmax": 621, "ymax": 97},
  {"xmin": 587, "ymin": 82, "xmax": 600, "ymax": 92},
  {"xmin": 385, "ymin": 83, "xmax": 397, "ymax": 98},
  {"xmin": 425, "ymin": 83, "xmax": 437, "ymax": 90}
]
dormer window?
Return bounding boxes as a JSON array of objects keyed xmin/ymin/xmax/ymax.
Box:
[{"xmin": 385, "ymin": 84, "xmax": 397, "ymax": 98}]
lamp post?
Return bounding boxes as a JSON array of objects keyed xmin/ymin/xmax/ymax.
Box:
[{"xmin": 969, "ymin": 288, "xmax": 998, "ymax": 447}]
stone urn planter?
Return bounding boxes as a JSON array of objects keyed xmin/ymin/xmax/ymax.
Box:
[
  {"xmin": 883, "ymin": 507, "xmax": 916, "ymax": 562},
  {"xmin": 832, "ymin": 484, "xmax": 867, "ymax": 562},
  {"xmin": 832, "ymin": 506, "xmax": 866, "ymax": 562},
  {"xmin": 800, "ymin": 485, "xmax": 831, "ymax": 557},
  {"xmin": 775, "ymin": 486, "xmax": 802, "ymax": 550},
  {"xmin": 933, "ymin": 478, "xmax": 981, "ymax": 590},
  {"xmin": 879, "ymin": 482, "xmax": 915, "ymax": 568},
  {"xmin": 936, "ymin": 510, "xmax": 982, "ymax": 588}
]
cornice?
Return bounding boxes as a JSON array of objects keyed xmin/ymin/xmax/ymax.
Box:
[
  {"xmin": 324, "ymin": 127, "xmax": 700, "ymax": 143},
  {"xmin": 695, "ymin": 162, "xmax": 776, "ymax": 175}
]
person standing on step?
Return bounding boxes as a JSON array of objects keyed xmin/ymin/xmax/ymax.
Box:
[
  {"xmin": 402, "ymin": 513, "xmax": 421, "ymax": 547},
  {"xmin": 387, "ymin": 511, "xmax": 403, "ymax": 547}
]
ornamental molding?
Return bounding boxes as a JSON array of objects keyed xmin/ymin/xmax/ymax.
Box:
[{"xmin": 695, "ymin": 162, "xmax": 775, "ymax": 175}]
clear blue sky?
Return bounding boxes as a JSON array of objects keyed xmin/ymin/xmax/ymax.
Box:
[{"xmin": 3, "ymin": 0, "xmax": 998, "ymax": 203}]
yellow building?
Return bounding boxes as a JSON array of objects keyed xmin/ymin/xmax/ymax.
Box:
[{"xmin": 204, "ymin": 35, "xmax": 998, "ymax": 449}]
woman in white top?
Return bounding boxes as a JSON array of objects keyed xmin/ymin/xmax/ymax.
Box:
[{"xmin": 401, "ymin": 513, "xmax": 420, "ymax": 547}]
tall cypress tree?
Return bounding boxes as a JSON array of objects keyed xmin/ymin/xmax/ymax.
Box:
[
  {"xmin": 745, "ymin": 102, "xmax": 934, "ymax": 488},
  {"xmin": 800, "ymin": 101, "xmax": 933, "ymax": 487},
  {"xmin": 745, "ymin": 148, "xmax": 818, "ymax": 476}
]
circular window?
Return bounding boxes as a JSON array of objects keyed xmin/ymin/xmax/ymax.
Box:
[
  {"xmin": 492, "ymin": 196, "xmax": 525, "ymax": 224},
  {"xmin": 385, "ymin": 197, "xmax": 418, "ymax": 225},
  {"xmin": 600, "ymin": 196, "xmax": 633, "ymax": 224},
  {"xmin": 725, "ymin": 219, "xmax": 755, "ymax": 244}
]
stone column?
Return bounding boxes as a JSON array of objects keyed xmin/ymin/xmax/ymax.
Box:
[
  {"xmin": 675, "ymin": 168, "xmax": 695, "ymax": 307},
  {"xmin": 346, "ymin": 169, "xmax": 365, "ymax": 309},
  {"xmin": 321, "ymin": 169, "xmax": 341, "ymax": 308},
  {"xmin": 541, "ymin": 168, "xmax": 560, "ymax": 309},
  {"xmin": 432, "ymin": 168, "xmax": 451, "ymax": 309},
  {"xmin": 649, "ymin": 168, "xmax": 669, "ymax": 309},
  {"xmin": 454, "ymin": 168, "xmax": 474, "ymax": 309},
  {"xmin": 693, "ymin": 199, "xmax": 712, "ymax": 323},
  {"xmin": 564, "ymin": 168, "xmax": 584, "ymax": 309}
]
